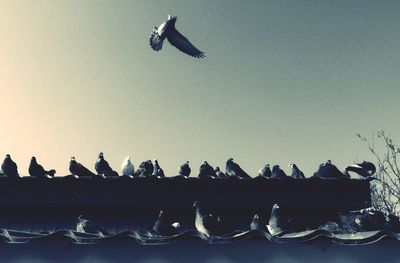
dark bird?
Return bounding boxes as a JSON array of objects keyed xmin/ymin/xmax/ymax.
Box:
[
  {"xmin": 76, "ymin": 215, "xmax": 109, "ymax": 236},
  {"xmin": 95, "ymin": 153, "xmax": 118, "ymax": 177},
  {"xmin": 193, "ymin": 201, "xmax": 233, "ymax": 236},
  {"xmin": 268, "ymin": 204, "xmax": 307, "ymax": 235},
  {"xmin": 214, "ymin": 166, "xmax": 226, "ymax": 178},
  {"xmin": 134, "ymin": 160, "xmax": 154, "ymax": 177},
  {"xmin": 289, "ymin": 163, "xmax": 305, "ymax": 179},
  {"xmin": 152, "ymin": 159, "xmax": 165, "ymax": 178},
  {"xmin": 313, "ymin": 160, "xmax": 347, "ymax": 179},
  {"xmin": 258, "ymin": 164, "xmax": 272, "ymax": 178},
  {"xmin": 1, "ymin": 154, "xmax": 19, "ymax": 177},
  {"xmin": 226, "ymin": 158, "xmax": 251, "ymax": 179},
  {"xmin": 150, "ymin": 15, "xmax": 205, "ymax": 58},
  {"xmin": 152, "ymin": 210, "xmax": 181, "ymax": 236},
  {"xmin": 121, "ymin": 156, "xmax": 134, "ymax": 176},
  {"xmin": 177, "ymin": 161, "xmax": 191, "ymax": 177},
  {"xmin": 69, "ymin": 157, "xmax": 96, "ymax": 177},
  {"xmin": 271, "ymin": 165, "xmax": 288, "ymax": 179},
  {"xmin": 344, "ymin": 161, "xmax": 376, "ymax": 178},
  {"xmin": 29, "ymin": 157, "xmax": 56, "ymax": 177},
  {"xmin": 250, "ymin": 214, "xmax": 266, "ymax": 231},
  {"xmin": 198, "ymin": 161, "xmax": 216, "ymax": 178}
]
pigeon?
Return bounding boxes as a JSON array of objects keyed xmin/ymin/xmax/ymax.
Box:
[
  {"xmin": 1, "ymin": 154, "xmax": 19, "ymax": 177},
  {"xmin": 198, "ymin": 161, "xmax": 216, "ymax": 178},
  {"xmin": 258, "ymin": 164, "xmax": 272, "ymax": 178},
  {"xmin": 134, "ymin": 160, "xmax": 154, "ymax": 177},
  {"xmin": 29, "ymin": 157, "xmax": 56, "ymax": 177},
  {"xmin": 95, "ymin": 152, "xmax": 118, "ymax": 177},
  {"xmin": 214, "ymin": 166, "xmax": 226, "ymax": 178},
  {"xmin": 152, "ymin": 159, "xmax": 165, "ymax": 178},
  {"xmin": 250, "ymin": 214, "xmax": 267, "ymax": 231},
  {"xmin": 313, "ymin": 160, "xmax": 347, "ymax": 179},
  {"xmin": 121, "ymin": 156, "xmax": 135, "ymax": 176},
  {"xmin": 271, "ymin": 165, "xmax": 288, "ymax": 179},
  {"xmin": 193, "ymin": 201, "xmax": 233, "ymax": 236},
  {"xmin": 344, "ymin": 161, "xmax": 376, "ymax": 178},
  {"xmin": 225, "ymin": 158, "xmax": 251, "ymax": 179},
  {"xmin": 76, "ymin": 215, "xmax": 109, "ymax": 236},
  {"xmin": 289, "ymin": 163, "xmax": 305, "ymax": 179},
  {"xmin": 267, "ymin": 204, "xmax": 307, "ymax": 235},
  {"xmin": 152, "ymin": 210, "xmax": 181, "ymax": 236},
  {"xmin": 69, "ymin": 157, "xmax": 96, "ymax": 177},
  {"xmin": 177, "ymin": 161, "xmax": 191, "ymax": 177},
  {"xmin": 150, "ymin": 15, "xmax": 205, "ymax": 58}
]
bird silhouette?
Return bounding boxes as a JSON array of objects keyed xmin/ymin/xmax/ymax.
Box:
[
  {"xmin": 150, "ymin": 15, "xmax": 205, "ymax": 58},
  {"xmin": 69, "ymin": 157, "xmax": 96, "ymax": 177},
  {"xmin": 289, "ymin": 163, "xmax": 305, "ymax": 179},
  {"xmin": 121, "ymin": 156, "xmax": 135, "ymax": 176},
  {"xmin": 152, "ymin": 159, "xmax": 165, "ymax": 178},
  {"xmin": 29, "ymin": 157, "xmax": 56, "ymax": 177},
  {"xmin": 198, "ymin": 161, "xmax": 216, "ymax": 178},
  {"xmin": 258, "ymin": 164, "xmax": 272, "ymax": 178},
  {"xmin": 1, "ymin": 154, "xmax": 19, "ymax": 177},
  {"xmin": 134, "ymin": 160, "xmax": 154, "ymax": 177},
  {"xmin": 193, "ymin": 201, "xmax": 233, "ymax": 236},
  {"xmin": 152, "ymin": 210, "xmax": 181, "ymax": 236},
  {"xmin": 226, "ymin": 158, "xmax": 251, "ymax": 179},
  {"xmin": 271, "ymin": 165, "xmax": 288, "ymax": 179},
  {"xmin": 214, "ymin": 166, "xmax": 226, "ymax": 178},
  {"xmin": 344, "ymin": 161, "xmax": 376, "ymax": 178},
  {"xmin": 177, "ymin": 161, "xmax": 191, "ymax": 177},
  {"xmin": 313, "ymin": 160, "xmax": 347, "ymax": 179},
  {"xmin": 95, "ymin": 153, "xmax": 118, "ymax": 177}
]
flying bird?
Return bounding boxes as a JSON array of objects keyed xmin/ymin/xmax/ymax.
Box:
[
  {"xmin": 121, "ymin": 156, "xmax": 135, "ymax": 176},
  {"xmin": 289, "ymin": 163, "xmax": 305, "ymax": 179},
  {"xmin": 226, "ymin": 158, "xmax": 251, "ymax": 179},
  {"xmin": 29, "ymin": 157, "xmax": 56, "ymax": 177},
  {"xmin": 1, "ymin": 154, "xmax": 19, "ymax": 177},
  {"xmin": 150, "ymin": 15, "xmax": 205, "ymax": 58},
  {"xmin": 177, "ymin": 161, "xmax": 191, "ymax": 177},
  {"xmin": 69, "ymin": 157, "xmax": 96, "ymax": 177}
]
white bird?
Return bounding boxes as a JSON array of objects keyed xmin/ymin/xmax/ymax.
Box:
[
  {"xmin": 121, "ymin": 156, "xmax": 135, "ymax": 176},
  {"xmin": 150, "ymin": 15, "xmax": 205, "ymax": 58}
]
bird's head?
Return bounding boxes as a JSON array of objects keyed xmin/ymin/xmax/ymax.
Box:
[
  {"xmin": 289, "ymin": 163, "xmax": 294, "ymax": 168},
  {"xmin": 193, "ymin": 201, "xmax": 200, "ymax": 208},
  {"xmin": 31, "ymin": 156, "xmax": 37, "ymax": 163},
  {"xmin": 167, "ymin": 15, "xmax": 177, "ymax": 21},
  {"xmin": 227, "ymin": 158, "xmax": 234, "ymax": 162},
  {"xmin": 98, "ymin": 152, "xmax": 104, "ymax": 158},
  {"xmin": 70, "ymin": 157, "xmax": 76, "ymax": 161},
  {"xmin": 5, "ymin": 154, "xmax": 10, "ymax": 159}
]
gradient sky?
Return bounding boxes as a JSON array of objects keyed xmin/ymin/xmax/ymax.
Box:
[{"xmin": 1, "ymin": 0, "xmax": 400, "ymax": 177}]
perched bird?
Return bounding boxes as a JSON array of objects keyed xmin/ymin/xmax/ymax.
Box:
[
  {"xmin": 344, "ymin": 161, "xmax": 376, "ymax": 178},
  {"xmin": 121, "ymin": 156, "xmax": 135, "ymax": 176},
  {"xmin": 267, "ymin": 204, "xmax": 307, "ymax": 235},
  {"xmin": 152, "ymin": 159, "xmax": 165, "ymax": 178},
  {"xmin": 95, "ymin": 153, "xmax": 118, "ymax": 177},
  {"xmin": 214, "ymin": 166, "xmax": 226, "ymax": 178},
  {"xmin": 177, "ymin": 161, "xmax": 191, "ymax": 177},
  {"xmin": 29, "ymin": 157, "xmax": 56, "ymax": 177},
  {"xmin": 134, "ymin": 160, "xmax": 154, "ymax": 177},
  {"xmin": 69, "ymin": 157, "xmax": 96, "ymax": 177},
  {"xmin": 271, "ymin": 165, "xmax": 288, "ymax": 179},
  {"xmin": 289, "ymin": 163, "xmax": 305, "ymax": 179},
  {"xmin": 193, "ymin": 201, "xmax": 232, "ymax": 236},
  {"xmin": 250, "ymin": 214, "xmax": 267, "ymax": 231},
  {"xmin": 258, "ymin": 164, "xmax": 272, "ymax": 178},
  {"xmin": 76, "ymin": 215, "xmax": 109, "ymax": 236},
  {"xmin": 198, "ymin": 161, "xmax": 216, "ymax": 178},
  {"xmin": 152, "ymin": 210, "xmax": 181, "ymax": 236},
  {"xmin": 1, "ymin": 154, "xmax": 19, "ymax": 177},
  {"xmin": 313, "ymin": 160, "xmax": 347, "ymax": 179},
  {"xmin": 226, "ymin": 158, "xmax": 251, "ymax": 179},
  {"xmin": 150, "ymin": 15, "xmax": 205, "ymax": 58}
]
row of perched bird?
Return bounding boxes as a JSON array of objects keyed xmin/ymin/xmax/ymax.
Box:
[{"xmin": 0, "ymin": 153, "xmax": 376, "ymax": 179}]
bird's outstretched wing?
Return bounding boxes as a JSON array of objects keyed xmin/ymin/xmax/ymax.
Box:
[
  {"xmin": 167, "ymin": 29, "xmax": 205, "ymax": 58},
  {"xmin": 150, "ymin": 27, "xmax": 164, "ymax": 51}
]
